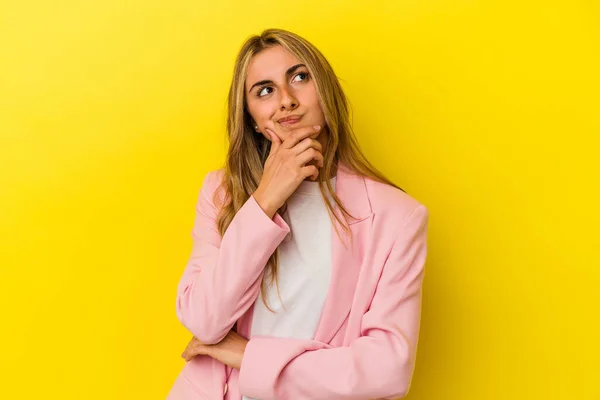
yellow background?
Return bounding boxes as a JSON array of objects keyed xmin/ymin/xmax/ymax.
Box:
[{"xmin": 1, "ymin": 0, "xmax": 598, "ymax": 398}]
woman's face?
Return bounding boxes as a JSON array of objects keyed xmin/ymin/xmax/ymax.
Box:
[{"xmin": 245, "ymin": 45, "xmax": 327, "ymax": 144}]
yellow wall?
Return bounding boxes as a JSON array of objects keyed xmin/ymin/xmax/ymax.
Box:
[{"xmin": 1, "ymin": 0, "xmax": 598, "ymax": 398}]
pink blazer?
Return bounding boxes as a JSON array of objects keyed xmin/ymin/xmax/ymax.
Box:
[{"xmin": 167, "ymin": 162, "xmax": 429, "ymax": 400}]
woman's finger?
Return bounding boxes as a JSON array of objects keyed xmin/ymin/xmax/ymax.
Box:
[
  {"xmin": 265, "ymin": 128, "xmax": 281, "ymax": 155},
  {"xmin": 282, "ymin": 125, "xmax": 320, "ymax": 149},
  {"xmin": 181, "ymin": 349, "xmax": 190, "ymax": 361},
  {"xmin": 181, "ymin": 337, "xmax": 205, "ymax": 361},
  {"xmin": 296, "ymin": 147, "xmax": 324, "ymax": 168},
  {"xmin": 301, "ymin": 164, "xmax": 319, "ymax": 181},
  {"xmin": 293, "ymin": 137, "xmax": 323, "ymax": 155}
]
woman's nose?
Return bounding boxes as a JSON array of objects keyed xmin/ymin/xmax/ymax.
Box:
[{"xmin": 280, "ymin": 87, "xmax": 298, "ymax": 110}]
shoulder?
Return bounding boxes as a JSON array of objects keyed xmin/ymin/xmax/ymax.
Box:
[
  {"xmin": 198, "ymin": 168, "xmax": 227, "ymax": 206},
  {"xmin": 202, "ymin": 168, "xmax": 225, "ymax": 190},
  {"xmin": 363, "ymin": 176, "xmax": 429, "ymax": 231}
]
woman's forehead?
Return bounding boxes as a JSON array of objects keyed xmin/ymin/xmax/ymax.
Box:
[{"xmin": 246, "ymin": 46, "xmax": 302, "ymax": 83}]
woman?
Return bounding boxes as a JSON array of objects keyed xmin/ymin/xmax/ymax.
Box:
[{"xmin": 167, "ymin": 28, "xmax": 429, "ymax": 400}]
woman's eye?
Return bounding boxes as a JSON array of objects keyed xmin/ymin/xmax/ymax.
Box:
[
  {"xmin": 293, "ymin": 72, "xmax": 309, "ymax": 82},
  {"xmin": 258, "ymin": 87, "xmax": 273, "ymax": 97}
]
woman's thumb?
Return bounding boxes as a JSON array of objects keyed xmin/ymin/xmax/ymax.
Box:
[{"xmin": 265, "ymin": 129, "xmax": 281, "ymax": 154}]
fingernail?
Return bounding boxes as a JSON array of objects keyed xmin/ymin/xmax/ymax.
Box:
[{"xmin": 313, "ymin": 125, "xmax": 320, "ymax": 131}]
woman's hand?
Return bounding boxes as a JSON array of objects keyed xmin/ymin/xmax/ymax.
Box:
[
  {"xmin": 181, "ymin": 336, "xmax": 209, "ymax": 362},
  {"xmin": 253, "ymin": 125, "xmax": 324, "ymax": 218},
  {"xmin": 181, "ymin": 330, "xmax": 249, "ymax": 370}
]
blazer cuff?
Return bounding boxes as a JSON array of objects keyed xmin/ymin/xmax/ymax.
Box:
[
  {"xmin": 243, "ymin": 194, "xmax": 289, "ymax": 236},
  {"xmin": 238, "ymin": 336, "xmax": 328, "ymax": 399},
  {"xmin": 238, "ymin": 336, "xmax": 279, "ymax": 399}
]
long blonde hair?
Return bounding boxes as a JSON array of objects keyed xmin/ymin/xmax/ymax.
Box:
[{"xmin": 213, "ymin": 28, "xmax": 404, "ymax": 309}]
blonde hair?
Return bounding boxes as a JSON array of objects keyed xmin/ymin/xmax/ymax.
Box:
[{"xmin": 213, "ymin": 28, "xmax": 404, "ymax": 309}]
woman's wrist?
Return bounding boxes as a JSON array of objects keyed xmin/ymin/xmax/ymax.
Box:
[
  {"xmin": 252, "ymin": 190, "xmax": 278, "ymax": 219},
  {"xmin": 205, "ymin": 335, "xmax": 248, "ymax": 370}
]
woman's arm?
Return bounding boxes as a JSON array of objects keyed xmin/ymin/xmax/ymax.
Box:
[
  {"xmin": 175, "ymin": 170, "xmax": 290, "ymax": 344},
  {"xmin": 237, "ymin": 205, "xmax": 429, "ymax": 400},
  {"xmin": 181, "ymin": 330, "xmax": 248, "ymax": 369}
]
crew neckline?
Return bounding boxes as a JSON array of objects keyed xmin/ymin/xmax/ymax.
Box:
[{"xmin": 294, "ymin": 175, "xmax": 337, "ymax": 196}]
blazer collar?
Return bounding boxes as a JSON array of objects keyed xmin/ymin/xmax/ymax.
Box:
[{"xmin": 334, "ymin": 162, "xmax": 373, "ymax": 225}]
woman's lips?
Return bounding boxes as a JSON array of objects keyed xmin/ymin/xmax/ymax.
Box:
[{"xmin": 279, "ymin": 116, "xmax": 302, "ymax": 127}]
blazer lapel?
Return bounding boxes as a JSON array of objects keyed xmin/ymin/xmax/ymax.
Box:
[{"xmin": 313, "ymin": 162, "xmax": 373, "ymax": 343}]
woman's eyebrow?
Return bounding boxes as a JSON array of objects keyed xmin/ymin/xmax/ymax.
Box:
[{"xmin": 248, "ymin": 63, "xmax": 306, "ymax": 93}]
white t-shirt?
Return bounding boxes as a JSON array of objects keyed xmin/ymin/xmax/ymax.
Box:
[{"xmin": 242, "ymin": 176, "xmax": 336, "ymax": 400}]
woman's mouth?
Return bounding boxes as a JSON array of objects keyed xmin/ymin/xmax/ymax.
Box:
[{"xmin": 279, "ymin": 115, "xmax": 302, "ymax": 127}]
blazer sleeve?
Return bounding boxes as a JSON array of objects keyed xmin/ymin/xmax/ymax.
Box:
[
  {"xmin": 238, "ymin": 204, "xmax": 429, "ymax": 400},
  {"xmin": 175, "ymin": 170, "xmax": 290, "ymax": 344}
]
